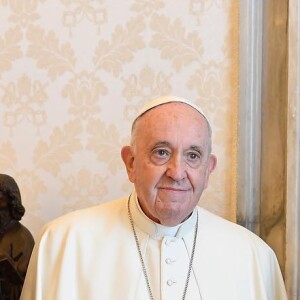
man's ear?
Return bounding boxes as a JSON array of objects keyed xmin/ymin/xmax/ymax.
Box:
[
  {"xmin": 204, "ymin": 154, "xmax": 217, "ymax": 188},
  {"xmin": 208, "ymin": 154, "xmax": 217, "ymax": 174},
  {"xmin": 121, "ymin": 146, "xmax": 136, "ymax": 183}
]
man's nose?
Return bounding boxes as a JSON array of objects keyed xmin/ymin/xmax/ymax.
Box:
[{"xmin": 165, "ymin": 156, "xmax": 187, "ymax": 181}]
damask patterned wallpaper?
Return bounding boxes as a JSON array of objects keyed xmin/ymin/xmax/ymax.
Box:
[{"xmin": 0, "ymin": 0, "xmax": 238, "ymax": 237}]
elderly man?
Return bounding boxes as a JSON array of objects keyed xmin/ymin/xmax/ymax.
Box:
[
  {"xmin": 0, "ymin": 174, "xmax": 34, "ymax": 300},
  {"xmin": 21, "ymin": 96, "xmax": 287, "ymax": 300}
]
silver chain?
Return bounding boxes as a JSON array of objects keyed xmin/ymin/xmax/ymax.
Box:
[{"xmin": 127, "ymin": 196, "xmax": 199, "ymax": 300}]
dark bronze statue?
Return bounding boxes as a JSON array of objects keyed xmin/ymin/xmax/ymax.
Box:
[{"xmin": 0, "ymin": 174, "xmax": 34, "ymax": 300}]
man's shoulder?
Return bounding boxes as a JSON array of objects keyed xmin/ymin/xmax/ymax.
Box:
[
  {"xmin": 196, "ymin": 206, "xmax": 273, "ymax": 255},
  {"xmin": 40, "ymin": 196, "xmax": 128, "ymax": 237}
]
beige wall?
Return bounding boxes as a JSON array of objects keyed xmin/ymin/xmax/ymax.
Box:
[{"xmin": 0, "ymin": 0, "xmax": 239, "ymax": 238}]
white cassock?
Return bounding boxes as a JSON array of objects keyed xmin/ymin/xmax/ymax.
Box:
[{"xmin": 20, "ymin": 191, "xmax": 287, "ymax": 300}]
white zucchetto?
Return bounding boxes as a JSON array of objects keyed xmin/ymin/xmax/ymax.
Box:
[{"xmin": 133, "ymin": 95, "xmax": 211, "ymax": 130}]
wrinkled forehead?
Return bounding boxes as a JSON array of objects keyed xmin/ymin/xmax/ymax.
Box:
[{"xmin": 132, "ymin": 96, "xmax": 211, "ymax": 133}]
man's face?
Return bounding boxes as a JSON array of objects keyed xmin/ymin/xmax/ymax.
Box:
[
  {"xmin": 0, "ymin": 191, "xmax": 8, "ymax": 210},
  {"xmin": 122, "ymin": 102, "xmax": 216, "ymax": 226}
]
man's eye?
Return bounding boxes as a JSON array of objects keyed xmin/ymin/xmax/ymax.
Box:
[
  {"xmin": 188, "ymin": 152, "xmax": 200, "ymax": 160},
  {"xmin": 154, "ymin": 149, "xmax": 168, "ymax": 157},
  {"xmin": 186, "ymin": 152, "xmax": 201, "ymax": 168},
  {"xmin": 150, "ymin": 149, "xmax": 170, "ymax": 165}
]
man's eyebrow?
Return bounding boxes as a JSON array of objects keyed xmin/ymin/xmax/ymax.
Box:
[
  {"xmin": 152, "ymin": 141, "xmax": 172, "ymax": 148},
  {"xmin": 190, "ymin": 145, "xmax": 203, "ymax": 152}
]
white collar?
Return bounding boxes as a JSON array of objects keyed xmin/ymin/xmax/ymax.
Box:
[{"xmin": 129, "ymin": 191, "xmax": 197, "ymax": 239}]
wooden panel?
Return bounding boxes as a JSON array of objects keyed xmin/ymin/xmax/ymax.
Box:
[{"xmin": 260, "ymin": 0, "xmax": 288, "ymax": 273}]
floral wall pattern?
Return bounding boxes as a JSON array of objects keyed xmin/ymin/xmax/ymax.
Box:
[{"xmin": 0, "ymin": 0, "xmax": 238, "ymax": 237}]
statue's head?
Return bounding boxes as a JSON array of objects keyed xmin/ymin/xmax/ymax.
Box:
[{"xmin": 0, "ymin": 174, "xmax": 25, "ymax": 221}]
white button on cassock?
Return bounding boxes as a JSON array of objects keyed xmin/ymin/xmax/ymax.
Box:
[
  {"xmin": 167, "ymin": 279, "xmax": 175, "ymax": 286},
  {"xmin": 165, "ymin": 258, "xmax": 171, "ymax": 264},
  {"xmin": 165, "ymin": 258, "xmax": 175, "ymax": 264}
]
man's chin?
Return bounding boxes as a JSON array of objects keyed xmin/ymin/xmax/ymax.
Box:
[{"xmin": 156, "ymin": 207, "xmax": 187, "ymax": 226}]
